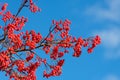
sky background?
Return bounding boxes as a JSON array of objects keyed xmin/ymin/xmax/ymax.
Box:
[{"xmin": 0, "ymin": 0, "xmax": 120, "ymax": 80}]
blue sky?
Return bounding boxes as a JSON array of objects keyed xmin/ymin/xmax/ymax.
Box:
[{"xmin": 0, "ymin": 0, "xmax": 120, "ymax": 80}]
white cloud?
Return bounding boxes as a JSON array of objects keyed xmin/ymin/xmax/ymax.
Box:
[
  {"xmin": 94, "ymin": 27, "xmax": 120, "ymax": 60},
  {"xmin": 97, "ymin": 27, "xmax": 120, "ymax": 48},
  {"xmin": 102, "ymin": 74, "xmax": 120, "ymax": 80},
  {"xmin": 86, "ymin": 0, "xmax": 120, "ymax": 22},
  {"xmin": 88, "ymin": 0, "xmax": 120, "ymax": 60}
]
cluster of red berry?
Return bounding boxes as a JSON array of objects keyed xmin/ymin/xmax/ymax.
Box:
[{"xmin": 0, "ymin": 0, "xmax": 101, "ymax": 80}]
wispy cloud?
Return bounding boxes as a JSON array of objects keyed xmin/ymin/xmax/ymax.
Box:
[
  {"xmin": 88, "ymin": 0, "xmax": 120, "ymax": 60},
  {"xmin": 86, "ymin": 0, "xmax": 120, "ymax": 22},
  {"xmin": 94, "ymin": 27, "xmax": 120, "ymax": 60},
  {"xmin": 102, "ymin": 74, "xmax": 120, "ymax": 80},
  {"xmin": 97, "ymin": 27, "xmax": 120, "ymax": 48}
]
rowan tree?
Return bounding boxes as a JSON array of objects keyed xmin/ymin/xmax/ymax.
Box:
[{"xmin": 0, "ymin": 0, "xmax": 101, "ymax": 80}]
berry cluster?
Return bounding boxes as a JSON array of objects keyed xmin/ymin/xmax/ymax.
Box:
[{"xmin": 0, "ymin": 1, "xmax": 101, "ymax": 80}]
